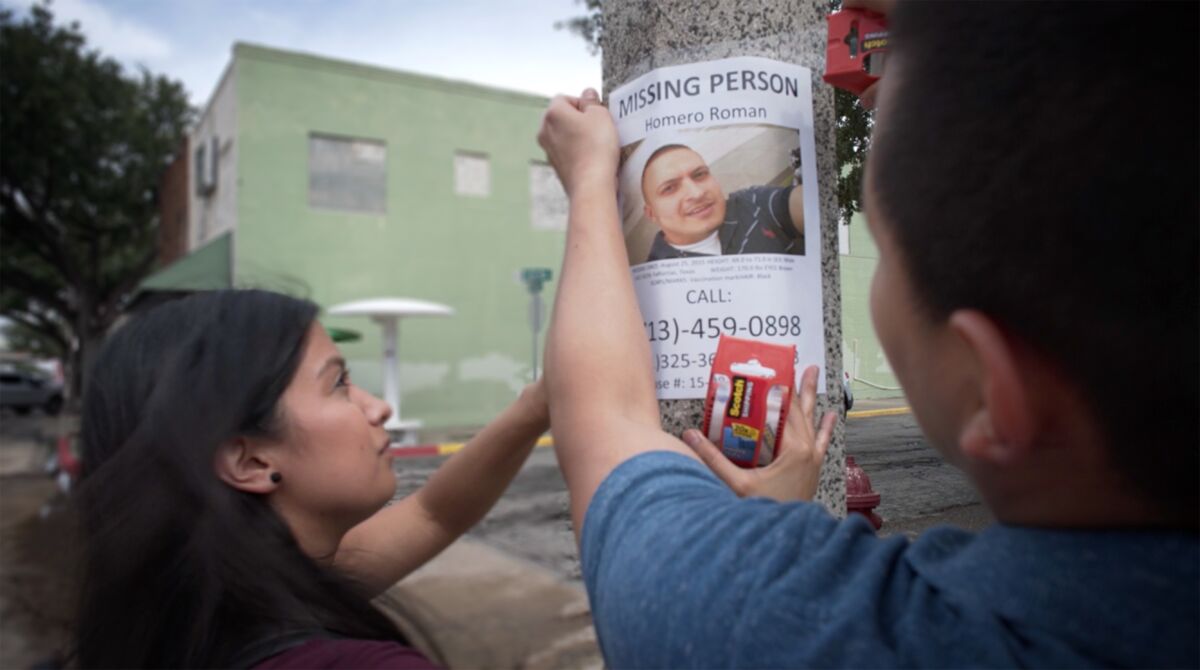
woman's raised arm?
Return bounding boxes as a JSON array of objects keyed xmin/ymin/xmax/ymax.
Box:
[{"xmin": 334, "ymin": 380, "xmax": 548, "ymax": 595}]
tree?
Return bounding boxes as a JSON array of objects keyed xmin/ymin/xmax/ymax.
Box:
[
  {"xmin": 555, "ymin": 0, "xmax": 603, "ymax": 56},
  {"xmin": 557, "ymin": 0, "xmax": 872, "ymax": 224},
  {"xmin": 0, "ymin": 3, "xmax": 193, "ymax": 400}
]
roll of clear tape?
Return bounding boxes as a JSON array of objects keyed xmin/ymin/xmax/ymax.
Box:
[
  {"xmin": 708, "ymin": 374, "xmax": 731, "ymax": 445},
  {"xmin": 759, "ymin": 384, "xmax": 787, "ymax": 466}
]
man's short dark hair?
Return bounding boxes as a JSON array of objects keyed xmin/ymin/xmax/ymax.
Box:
[
  {"xmin": 641, "ymin": 143, "xmax": 692, "ymax": 185},
  {"xmin": 871, "ymin": 1, "xmax": 1197, "ymax": 521}
]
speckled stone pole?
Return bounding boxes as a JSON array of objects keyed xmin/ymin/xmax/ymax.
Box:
[{"xmin": 602, "ymin": 0, "xmax": 847, "ymax": 515}]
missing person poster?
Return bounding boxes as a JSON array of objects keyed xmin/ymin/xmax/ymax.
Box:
[{"xmin": 611, "ymin": 56, "xmax": 826, "ymax": 399}]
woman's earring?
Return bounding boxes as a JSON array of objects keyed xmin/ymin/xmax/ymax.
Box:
[{"xmin": 270, "ymin": 472, "xmax": 282, "ymax": 484}]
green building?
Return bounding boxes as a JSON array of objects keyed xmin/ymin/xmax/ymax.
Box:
[
  {"xmin": 145, "ymin": 43, "xmax": 899, "ymax": 435},
  {"xmin": 838, "ymin": 213, "xmax": 902, "ymax": 401}
]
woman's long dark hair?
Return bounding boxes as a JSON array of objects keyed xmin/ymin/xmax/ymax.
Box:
[{"xmin": 75, "ymin": 290, "xmax": 403, "ymax": 668}]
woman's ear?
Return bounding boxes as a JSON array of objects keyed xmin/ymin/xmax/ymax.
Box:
[
  {"xmin": 949, "ymin": 309, "xmax": 1037, "ymax": 467},
  {"xmin": 214, "ymin": 437, "xmax": 277, "ymax": 494}
]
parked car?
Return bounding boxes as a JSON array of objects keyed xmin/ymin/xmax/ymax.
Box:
[
  {"xmin": 843, "ymin": 369, "xmax": 855, "ymax": 413},
  {"xmin": 0, "ymin": 367, "xmax": 64, "ymax": 415}
]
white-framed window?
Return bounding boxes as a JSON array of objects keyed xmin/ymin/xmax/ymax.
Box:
[
  {"xmin": 194, "ymin": 135, "xmax": 218, "ymax": 197},
  {"xmin": 529, "ymin": 161, "xmax": 567, "ymax": 231},
  {"xmin": 308, "ymin": 133, "xmax": 387, "ymax": 214},
  {"xmin": 454, "ymin": 151, "xmax": 491, "ymax": 197}
]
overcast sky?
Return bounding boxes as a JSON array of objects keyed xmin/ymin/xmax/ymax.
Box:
[{"xmin": 9, "ymin": 0, "xmax": 603, "ymax": 107}]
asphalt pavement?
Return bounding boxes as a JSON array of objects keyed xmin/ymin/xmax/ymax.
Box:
[{"xmin": 844, "ymin": 403, "xmax": 991, "ymax": 537}]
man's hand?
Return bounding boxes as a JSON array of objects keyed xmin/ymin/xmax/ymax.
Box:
[
  {"xmin": 682, "ymin": 365, "xmax": 837, "ymax": 502},
  {"xmin": 536, "ymin": 88, "xmax": 619, "ymax": 196}
]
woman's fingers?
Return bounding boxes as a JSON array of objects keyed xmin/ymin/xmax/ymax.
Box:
[
  {"xmin": 797, "ymin": 365, "xmax": 819, "ymax": 423},
  {"xmin": 815, "ymin": 411, "xmax": 836, "ymax": 460},
  {"xmin": 782, "ymin": 391, "xmax": 807, "ymax": 453}
]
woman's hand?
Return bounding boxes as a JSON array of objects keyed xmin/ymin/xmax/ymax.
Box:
[
  {"xmin": 536, "ymin": 88, "xmax": 619, "ymax": 196},
  {"xmin": 682, "ymin": 365, "xmax": 837, "ymax": 502}
]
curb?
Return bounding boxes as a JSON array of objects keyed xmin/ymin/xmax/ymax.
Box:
[
  {"xmin": 846, "ymin": 406, "xmax": 911, "ymax": 419},
  {"xmin": 390, "ymin": 406, "xmax": 910, "ymax": 458},
  {"xmin": 391, "ymin": 435, "xmax": 553, "ymax": 459}
]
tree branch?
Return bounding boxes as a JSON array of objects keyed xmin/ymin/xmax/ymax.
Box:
[
  {"xmin": 0, "ymin": 190, "xmax": 79, "ymax": 285},
  {"xmin": 1, "ymin": 309, "xmax": 70, "ymax": 353},
  {"xmin": 100, "ymin": 244, "xmax": 157, "ymax": 320},
  {"xmin": 0, "ymin": 266, "xmax": 72, "ymax": 317}
]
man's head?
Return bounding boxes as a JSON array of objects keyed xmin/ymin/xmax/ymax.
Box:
[
  {"xmin": 641, "ymin": 144, "xmax": 727, "ymax": 245},
  {"xmin": 865, "ymin": 1, "xmax": 1197, "ymax": 524}
]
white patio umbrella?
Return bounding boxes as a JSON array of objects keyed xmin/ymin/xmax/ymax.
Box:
[{"xmin": 327, "ymin": 297, "xmax": 454, "ymax": 432}]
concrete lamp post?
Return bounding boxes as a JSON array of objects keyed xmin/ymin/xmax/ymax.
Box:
[
  {"xmin": 326, "ymin": 297, "xmax": 454, "ymax": 438},
  {"xmin": 603, "ymin": 0, "xmax": 847, "ymax": 514}
]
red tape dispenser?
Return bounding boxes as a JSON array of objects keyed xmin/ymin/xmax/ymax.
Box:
[
  {"xmin": 823, "ymin": 8, "xmax": 889, "ymax": 96},
  {"xmin": 702, "ymin": 336, "xmax": 796, "ymax": 469}
]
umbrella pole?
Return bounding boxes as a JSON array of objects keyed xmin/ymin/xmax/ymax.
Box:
[{"xmin": 380, "ymin": 317, "xmax": 402, "ymax": 430}]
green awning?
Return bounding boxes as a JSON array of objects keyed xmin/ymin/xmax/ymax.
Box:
[
  {"xmin": 325, "ymin": 326, "xmax": 362, "ymax": 343},
  {"xmin": 140, "ymin": 232, "xmax": 232, "ymax": 292}
]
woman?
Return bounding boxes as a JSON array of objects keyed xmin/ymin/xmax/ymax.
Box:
[{"xmin": 74, "ymin": 289, "xmax": 548, "ymax": 668}]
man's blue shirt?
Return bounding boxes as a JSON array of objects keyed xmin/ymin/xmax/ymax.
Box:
[{"xmin": 581, "ymin": 451, "xmax": 1199, "ymax": 668}]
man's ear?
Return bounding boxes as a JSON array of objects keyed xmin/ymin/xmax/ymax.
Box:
[
  {"xmin": 643, "ymin": 202, "xmax": 658, "ymax": 225},
  {"xmin": 214, "ymin": 437, "xmax": 277, "ymax": 494},
  {"xmin": 949, "ymin": 309, "xmax": 1036, "ymax": 466}
]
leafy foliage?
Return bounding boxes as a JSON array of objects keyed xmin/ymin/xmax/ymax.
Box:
[
  {"xmin": 557, "ymin": 0, "xmax": 872, "ymax": 224},
  {"xmin": 834, "ymin": 87, "xmax": 872, "ymax": 223},
  {"xmin": 554, "ymin": 0, "xmax": 604, "ymax": 56},
  {"xmin": 0, "ymin": 3, "xmax": 193, "ymax": 396}
]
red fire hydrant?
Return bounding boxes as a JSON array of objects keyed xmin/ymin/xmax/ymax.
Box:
[{"xmin": 845, "ymin": 455, "xmax": 883, "ymax": 530}]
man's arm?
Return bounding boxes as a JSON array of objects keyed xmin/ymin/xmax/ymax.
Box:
[{"xmin": 538, "ymin": 91, "xmax": 697, "ymax": 540}]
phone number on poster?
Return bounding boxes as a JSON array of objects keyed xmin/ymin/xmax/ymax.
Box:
[
  {"xmin": 654, "ymin": 350, "xmax": 801, "ymax": 373},
  {"xmin": 644, "ymin": 315, "xmax": 802, "ymax": 345}
]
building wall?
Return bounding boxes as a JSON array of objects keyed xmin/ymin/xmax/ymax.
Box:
[
  {"xmin": 838, "ymin": 212, "xmax": 903, "ymax": 400},
  {"xmin": 231, "ymin": 44, "xmax": 566, "ymax": 430},
  {"xmin": 205, "ymin": 42, "xmax": 901, "ymax": 430},
  {"xmin": 157, "ymin": 140, "xmax": 190, "ymax": 267},
  {"xmin": 190, "ymin": 62, "xmax": 240, "ymax": 252}
]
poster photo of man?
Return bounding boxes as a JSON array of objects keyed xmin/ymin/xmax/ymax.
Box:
[
  {"xmin": 611, "ymin": 56, "xmax": 826, "ymax": 398},
  {"xmin": 619, "ymin": 125, "xmax": 804, "ymax": 266}
]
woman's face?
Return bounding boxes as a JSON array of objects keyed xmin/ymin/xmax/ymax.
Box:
[{"xmin": 268, "ymin": 323, "xmax": 397, "ymax": 532}]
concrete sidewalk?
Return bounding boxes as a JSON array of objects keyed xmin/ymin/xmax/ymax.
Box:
[{"xmin": 378, "ymin": 538, "xmax": 602, "ymax": 670}]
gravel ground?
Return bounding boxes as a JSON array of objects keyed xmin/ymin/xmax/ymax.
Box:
[{"xmin": 0, "ymin": 412, "xmax": 78, "ymax": 670}]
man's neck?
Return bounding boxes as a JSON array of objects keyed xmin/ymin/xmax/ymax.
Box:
[
  {"xmin": 669, "ymin": 230, "xmax": 721, "ymax": 255},
  {"xmin": 970, "ymin": 452, "xmax": 1176, "ymax": 529}
]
